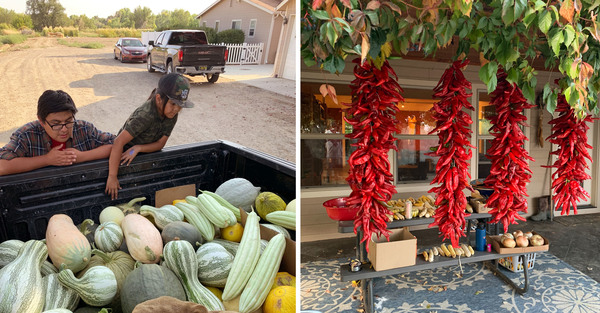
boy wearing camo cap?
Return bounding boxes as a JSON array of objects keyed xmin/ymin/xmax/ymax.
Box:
[{"xmin": 105, "ymin": 73, "xmax": 194, "ymax": 200}]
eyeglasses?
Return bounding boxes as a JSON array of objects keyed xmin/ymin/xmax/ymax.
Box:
[{"xmin": 45, "ymin": 119, "xmax": 75, "ymax": 131}]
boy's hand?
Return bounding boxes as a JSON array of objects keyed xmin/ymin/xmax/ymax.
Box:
[
  {"xmin": 120, "ymin": 146, "xmax": 139, "ymax": 166},
  {"xmin": 46, "ymin": 145, "xmax": 77, "ymax": 166},
  {"xmin": 105, "ymin": 176, "xmax": 121, "ymax": 200},
  {"xmin": 64, "ymin": 148, "xmax": 83, "ymax": 163}
]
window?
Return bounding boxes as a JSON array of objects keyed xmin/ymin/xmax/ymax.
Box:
[
  {"xmin": 231, "ymin": 20, "xmax": 242, "ymax": 30},
  {"xmin": 155, "ymin": 33, "xmax": 165, "ymax": 45},
  {"xmin": 249, "ymin": 19, "xmax": 257, "ymax": 37},
  {"xmin": 215, "ymin": 20, "xmax": 220, "ymax": 32},
  {"xmin": 202, "ymin": 21, "xmax": 207, "ymax": 27},
  {"xmin": 476, "ymin": 92, "xmax": 495, "ymax": 179},
  {"xmin": 300, "ymin": 83, "xmax": 441, "ymax": 187}
]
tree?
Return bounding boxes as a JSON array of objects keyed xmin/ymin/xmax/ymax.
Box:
[
  {"xmin": 26, "ymin": 0, "xmax": 68, "ymax": 30},
  {"xmin": 12, "ymin": 14, "xmax": 33, "ymax": 29},
  {"xmin": 301, "ymin": 0, "xmax": 600, "ymax": 117},
  {"xmin": 132, "ymin": 6, "xmax": 153, "ymax": 29},
  {"xmin": 107, "ymin": 8, "xmax": 134, "ymax": 28}
]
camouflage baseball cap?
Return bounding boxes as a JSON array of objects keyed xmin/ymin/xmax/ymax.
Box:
[{"xmin": 158, "ymin": 73, "xmax": 194, "ymax": 108}]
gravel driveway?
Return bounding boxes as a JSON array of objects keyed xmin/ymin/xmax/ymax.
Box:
[{"xmin": 0, "ymin": 37, "xmax": 296, "ymax": 163}]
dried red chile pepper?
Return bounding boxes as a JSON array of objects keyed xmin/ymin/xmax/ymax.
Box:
[
  {"xmin": 546, "ymin": 93, "xmax": 592, "ymax": 215},
  {"xmin": 426, "ymin": 59, "xmax": 474, "ymax": 248},
  {"xmin": 484, "ymin": 69, "xmax": 534, "ymax": 231},
  {"xmin": 345, "ymin": 58, "xmax": 402, "ymax": 250}
]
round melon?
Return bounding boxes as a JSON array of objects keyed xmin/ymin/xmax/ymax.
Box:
[
  {"xmin": 99, "ymin": 206, "xmax": 125, "ymax": 225},
  {"xmin": 215, "ymin": 178, "xmax": 261, "ymax": 212},
  {"xmin": 255, "ymin": 192, "xmax": 286, "ymax": 220},
  {"xmin": 196, "ymin": 242, "xmax": 234, "ymax": 287}
]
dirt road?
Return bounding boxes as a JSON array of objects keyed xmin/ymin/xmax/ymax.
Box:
[{"xmin": 0, "ymin": 37, "xmax": 295, "ymax": 163}]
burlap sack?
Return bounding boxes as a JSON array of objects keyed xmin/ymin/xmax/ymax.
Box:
[{"xmin": 132, "ymin": 296, "xmax": 240, "ymax": 313}]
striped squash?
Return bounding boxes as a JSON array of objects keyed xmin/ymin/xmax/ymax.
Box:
[
  {"xmin": 265, "ymin": 211, "xmax": 296, "ymax": 230},
  {"xmin": 57, "ymin": 266, "xmax": 117, "ymax": 307},
  {"xmin": 0, "ymin": 240, "xmax": 47, "ymax": 313},
  {"xmin": 0, "ymin": 239, "xmax": 58, "ymax": 275},
  {"xmin": 139, "ymin": 204, "xmax": 184, "ymax": 230},
  {"xmin": 94, "ymin": 222, "xmax": 123, "ymax": 253},
  {"xmin": 163, "ymin": 240, "xmax": 225, "ymax": 310},
  {"xmin": 188, "ymin": 194, "xmax": 233, "ymax": 228},
  {"xmin": 200, "ymin": 190, "xmax": 242, "ymax": 222},
  {"xmin": 239, "ymin": 234, "xmax": 286, "ymax": 313},
  {"xmin": 221, "ymin": 211, "xmax": 261, "ymax": 301},
  {"xmin": 43, "ymin": 273, "xmax": 80, "ymax": 311},
  {"xmin": 196, "ymin": 242, "xmax": 234, "ymax": 287},
  {"xmin": 42, "ymin": 309, "xmax": 73, "ymax": 313},
  {"xmin": 77, "ymin": 249, "xmax": 135, "ymax": 313},
  {"xmin": 211, "ymin": 239, "xmax": 239, "ymax": 256},
  {"xmin": 175, "ymin": 202, "xmax": 215, "ymax": 241}
]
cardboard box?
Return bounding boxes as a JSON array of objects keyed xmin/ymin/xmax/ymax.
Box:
[
  {"xmin": 156, "ymin": 184, "xmax": 296, "ymax": 276},
  {"xmin": 488, "ymin": 232, "xmax": 549, "ymax": 255},
  {"xmin": 470, "ymin": 198, "xmax": 491, "ymax": 213},
  {"xmin": 368, "ymin": 228, "xmax": 417, "ymax": 271}
]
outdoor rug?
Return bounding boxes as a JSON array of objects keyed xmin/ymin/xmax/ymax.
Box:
[{"xmin": 301, "ymin": 252, "xmax": 600, "ymax": 313}]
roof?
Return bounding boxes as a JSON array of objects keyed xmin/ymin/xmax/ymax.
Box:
[{"xmin": 197, "ymin": 0, "xmax": 284, "ymax": 18}]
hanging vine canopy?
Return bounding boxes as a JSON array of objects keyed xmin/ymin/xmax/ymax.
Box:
[{"xmin": 301, "ymin": 0, "xmax": 600, "ymax": 118}]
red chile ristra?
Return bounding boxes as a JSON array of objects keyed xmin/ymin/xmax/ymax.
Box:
[
  {"xmin": 484, "ymin": 69, "xmax": 534, "ymax": 232},
  {"xmin": 426, "ymin": 59, "xmax": 474, "ymax": 248},
  {"xmin": 546, "ymin": 93, "xmax": 593, "ymax": 215},
  {"xmin": 344, "ymin": 58, "xmax": 402, "ymax": 250}
]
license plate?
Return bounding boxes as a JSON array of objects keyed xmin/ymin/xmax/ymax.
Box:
[{"xmin": 197, "ymin": 66, "xmax": 207, "ymax": 70}]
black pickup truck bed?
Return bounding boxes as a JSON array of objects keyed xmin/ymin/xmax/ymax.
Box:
[{"xmin": 0, "ymin": 140, "xmax": 295, "ymax": 242}]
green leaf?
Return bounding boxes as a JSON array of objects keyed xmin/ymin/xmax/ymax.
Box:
[
  {"xmin": 514, "ymin": 0, "xmax": 527, "ymax": 21},
  {"xmin": 522, "ymin": 8, "xmax": 536, "ymax": 28},
  {"xmin": 502, "ymin": 0, "xmax": 515, "ymax": 25},
  {"xmin": 311, "ymin": 10, "xmax": 331, "ymax": 20},
  {"xmin": 334, "ymin": 17, "xmax": 353, "ymax": 34},
  {"xmin": 549, "ymin": 29, "xmax": 564, "ymax": 56},
  {"xmin": 507, "ymin": 67, "xmax": 519, "ymax": 83},
  {"xmin": 538, "ymin": 10, "xmax": 552, "ymax": 34},
  {"xmin": 365, "ymin": 10, "xmax": 380, "ymax": 26},
  {"xmin": 564, "ymin": 85, "xmax": 577, "ymax": 105},
  {"xmin": 477, "ymin": 17, "xmax": 488, "ymax": 30},
  {"xmin": 479, "ymin": 61, "xmax": 499, "ymax": 92},
  {"xmin": 522, "ymin": 83, "xmax": 535, "ymax": 104},
  {"xmin": 533, "ymin": 0, "xmax": 546, "ymax": 11},
  {"xmin": 325, "ymin": 22, "xmax": 339, "ymax": 47},
  {"xmin": 563, "ymin": 25, "xmax": 575, "ymax": 48},
  {"xmin": 323, "ymin": 54, "xmax": 345, "ymax": 74}
]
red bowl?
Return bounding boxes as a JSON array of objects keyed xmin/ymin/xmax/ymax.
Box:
[{"xmin": 323, "ymin": 197, "xmax": 359, "ymax": 221}]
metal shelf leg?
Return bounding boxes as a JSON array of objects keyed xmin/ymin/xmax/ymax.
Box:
[{"xmin": 484, "ymin": 255, "xmax": 529, "ymax": 294}]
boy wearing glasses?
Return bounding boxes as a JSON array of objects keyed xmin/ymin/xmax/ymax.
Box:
[{"xmin": 0, "ymin": 90, "xmax": 115, "ymax": 175}]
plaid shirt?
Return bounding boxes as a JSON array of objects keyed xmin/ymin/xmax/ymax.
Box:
[{"xmin": 0, "ymin": 120, "xmax": 115, "ymax": 160}]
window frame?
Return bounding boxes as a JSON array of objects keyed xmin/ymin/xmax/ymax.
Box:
[
  {"xmin": 231, "ymin": 19, "xmax": 242, "ymax": 30},
  {"xmin": 215, "ymin": 20, "xmax": 220, "ymax": 32},
  {"xmin": 248, "ymin": 19, "xmax": 257, "ymax": 37}
]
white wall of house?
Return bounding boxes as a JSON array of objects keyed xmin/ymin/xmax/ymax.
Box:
[
  {"xmin": 199, "ymin": 0, "xmax": 283, "ymax": 64},
  {"xmin": 300, "ymin": 58, "xmax": 600, "ymax": 242},
  {"xmin": 272, "ymin": 0, "xmax": 296, "ymax": 80}
]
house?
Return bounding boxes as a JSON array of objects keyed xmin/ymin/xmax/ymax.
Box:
[
  {"xmin": 197, "ymin": 0, "xmax": 291, "ymax": 69},
  {"xmin": 300, "ymin": 48, "xmax": 600, "ymax": 243}
]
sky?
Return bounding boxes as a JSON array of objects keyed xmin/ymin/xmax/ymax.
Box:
[{"xmin": 0, "ymin": 0, "xmax": 217, "ymax": 18}]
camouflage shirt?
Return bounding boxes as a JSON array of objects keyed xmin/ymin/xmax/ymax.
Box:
[{"xmin": 120, "ymin": 97, "xmax": 178, "ymax": 149}]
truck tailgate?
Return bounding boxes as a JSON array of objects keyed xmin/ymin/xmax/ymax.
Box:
[{"xmin": 181, "ymin": 46, "xmax": 226, "ymax": 66}]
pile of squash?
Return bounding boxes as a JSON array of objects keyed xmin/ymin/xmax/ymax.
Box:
[{"xmin": 0, "ymin": 178, "xmax": 296, "ymax": 313}]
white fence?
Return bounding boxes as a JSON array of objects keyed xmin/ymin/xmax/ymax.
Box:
[{"xmin": 215, "ymin": 42, "xmax": 264, "ymax": 65}]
